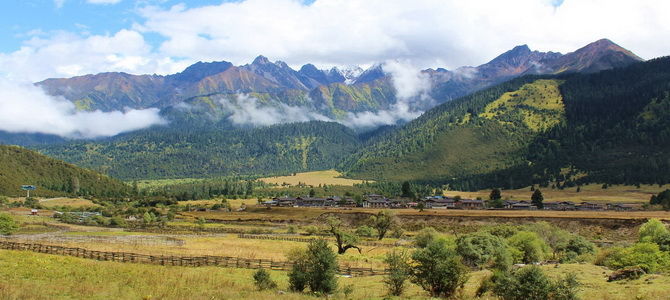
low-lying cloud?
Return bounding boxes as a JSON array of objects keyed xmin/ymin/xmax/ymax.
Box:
[
  {"xmin": 0, "ymin": 79, "xmax": 167, "ymax": 138},
  {"xmin": 220, "ymin": 93, "xmax": 331, "ymax": 127},
  {"xmin": 340, "ymin": 60, "xmax": 434, "ymax": 129}
]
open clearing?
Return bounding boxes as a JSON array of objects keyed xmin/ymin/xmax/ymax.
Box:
[
  {"xmin": 259, "ymin": 170, "xmax": 370, "ymax": 187},
  {"xmin": 444, "ymin": 183, "xmax": 666, "ymax": 204}
]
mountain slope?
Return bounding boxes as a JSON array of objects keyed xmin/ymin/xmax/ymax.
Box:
[
  {"xmin": 36, "ymin": 121, "xmax": 361, "ymax": 180},
  {"xmin": 33, "ymin": 39, "xmax": 643, "ymax": 124},
  {"xmin": 344, "ymin": 56, "xmax": 670, "ymax": 188},
  {"xmin": 0, "ymin": 145, "xmax": 129, "ymax": 197}
]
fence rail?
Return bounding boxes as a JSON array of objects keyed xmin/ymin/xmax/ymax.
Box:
[
  {"xmin": 0, "ymin": 240, "xmax": 387, "ymax": 276},
  {"xmin": 237, "ymin": 234, "xmax": 399, "ymax": 248}
]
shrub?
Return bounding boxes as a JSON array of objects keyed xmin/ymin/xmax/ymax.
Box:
[
  {"xmin": 288, "ymin": 239, "xmax": 338, "ymax": 294},
  {"xmin": 252, "ymin": 269, "xmax": 277, "ymax": 290},
  {"xmin": 286, "ymin": 225, "xmax": 297, "ymax": 234},
  {"xmin": 355, "ymin": 225, "xmax": 375, "ymax": 238},
  {"xmin": 639, "ymin": 219, "xmax": 670, "ymax": 250},
  {"xmin": 414, "ymin": 226, "xmax": 440, "ymax": 248},
  {"xmin": 0, "ymin": 213, "xmax": 19, "ymax": 235},
  {"xmin": 109, "ymin": 216, "xmax": 127, "ymax": 227},
  {"xmin": 383, "ymin": 248, "xmax": 411, "ymax": 296},
  {"xmin": 411, "ymin": 238, "xmax": 469, "ymax": 298},
  {"xmin": 507, "ymin": 231, "xmax": 550, "ymax": 264},
  {"xmin": 304, "ymin": 225, "xmax": 319, "ymax": 236},
  {"xmin": 456, "ymin": 232, "xmax": 510, "ymax": 268},
  {"xmin": 596, "ymin": 243, "xmax": 670, "ymax": 273},
  {"xmin": 490, "ymin": 266, "xmax": 579, "ymax": 300},
  {"xmin": 561, "ymin": 235, "xmax": 596, "ymax": 263}
]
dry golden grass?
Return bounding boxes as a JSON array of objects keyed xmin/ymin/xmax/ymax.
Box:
[
  {"xmin": 259, "ymin": 170, "xmax": 371, "ymax": 187},
  {"xmin": 444, "ymin": 184, "xmax": 665, "ymax": 204},
  {"xmin": 39, "ymin": 197, "xmax": 100, "ymax": 208},
  {"xmin": 3, "ymin": 249, "xmax": 670, "ymax": 300}
]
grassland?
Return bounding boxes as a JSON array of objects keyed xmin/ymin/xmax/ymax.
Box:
[
  {"xmin": 2, "ymin": 249, "xmax": 670, "ymax": 299},
  {"xmin": 444, "ymin": 183, "xmax": 665, "ymax": 204},
  {"xmin": 39, "ymin": 197, "xmax": 101, "ymax": 208},
  {"xmin": 259, "ymin": 170, "xmax": 370, "ymax": 187}
]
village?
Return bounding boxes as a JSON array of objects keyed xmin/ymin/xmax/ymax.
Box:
[{"xmin": 266, "ymin": 194, "xmax": 636, "ymax": 211}]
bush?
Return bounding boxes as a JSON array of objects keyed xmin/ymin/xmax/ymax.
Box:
[
  {"xmin": 561, "ymin": 235, "xmax": 596, "ymax": 263},
  {"xmin": 456, "ymin": 232, "xmax": 510, "ymax": 268},
  {"xmin": 383, "ymin": 248, "xmax": 411, "ymax": 296},
  {"xmin": 355, "ymin": 225, "xmax": 375, "ymax": 238},
  {"xmin": 109, "ymin": 216, "xmax": 127, "ymax": 227},
  {"xmin": 286, "ymin": 225, "xmax": 297, "ymax": 234},
  {"xmin": 507, "ymin": 231, "xmax": 550, "ymax": 264},
  {"xmin": 288, "ymin": 239, "xmax": 338, "ymax": 294},
  {"xmin": 414, "ymin": 226, "xmax": 440, "ymax": 248},
  {"xmin": 490, "ymin": 266, "xmax": 579, "ymax": 300},
  {"xmin": 304, "ymin": 225, "xmax": 319, "ymax": 236},
  {"xmin": 639, "ymin": 219, "xmax": 670, "ymax": 251},
  {"xmin": 252, "ymin": 269, "xmax": 277, "ymax": 290},
  {"xmin": 596, "ymin": 243, "xmax": 670, "ymax": 273},
  {"xmin": 0, "ymin": 213, "xmax": 19, "ymax": 235},
  {"xmin": 411, "ymin": 238, "xmax": 469, "ymax": 298}
]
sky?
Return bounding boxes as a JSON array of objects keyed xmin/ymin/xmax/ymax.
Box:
[{"xmin": 1, "ymin": 0, "xmax": 670, "ymax": 137}]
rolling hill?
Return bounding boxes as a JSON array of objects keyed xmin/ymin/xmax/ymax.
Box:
[
  {"xmin": 343, "ymin": 56, "xmax": 670, "ymax": 190},
  {"xmin": 0, "ymin": 145, "xmax": 130, "ymax": 197}
]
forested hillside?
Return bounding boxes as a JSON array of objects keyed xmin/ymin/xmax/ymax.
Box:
[
  {"xmin": 0, "ymin": 145, "xmax": 129, "ymax": 197},
  {"xmin": 344, "ymin": 57, "xmax": 670, "ymax": 190},
  {"xmin": 37, "ymin": 121, "xmax": 360, "ymax": 180}
]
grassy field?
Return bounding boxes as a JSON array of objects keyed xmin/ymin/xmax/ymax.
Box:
[
  {"xmin": 444, "ymin": 183, "xmax": 665, "ymax": 204},
  {"xmin": 259, "ymin": 170, "xmax": 370, "ymax": 187},
  {"xmin": 1, "ymin": 249, "xmax": 669, "ymax": 299},
  {"xmin": 39, "ymin": 197, "xmax": 101, "ymax": 208}
]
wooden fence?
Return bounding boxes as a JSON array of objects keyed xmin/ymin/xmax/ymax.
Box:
[
  {"xmin": 0, "ymin": 240, "xmax": 387, "ymax": 276},
  {"xmin": 237, "ymin": 234, "xmax": 400, "ymax": 248}
]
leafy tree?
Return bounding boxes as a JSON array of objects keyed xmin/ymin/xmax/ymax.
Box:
[
  {"xmin": 489, "ymin": 188, "xmax": 502, "ymax": 201},
  {"xmin": 411, "ymin": 238, "xmax": 469, "ymax": 298},
  {"xmin": 369, "ymin": 209, "xmax": 398, "ymax": 240},
  {"xmin": 416, "ymin": 201, "xmax": 426, "ymax": 212},
  {"xmin": 287, "ymin": 248, "xmax": 309, "ymax": 292},
  {"xmin": 401, "ymin": 181, "xmax": 412, "ymax": 198},
  {"xmin": 456, "ymin": 232, "xmax": 510, "ymax": 269},
  {"xmin": 508, "ymin": 231, "xmax": 550, "ymax": 264},
  {"xmin": 562, "ymin": 235, "xmax": 596, "ymax": 262},
  {"xmin": 252, "ymin": 269, "xmax": 277, "ymax": 290},
  {"xmin": 490, "ymin": 266, "xmax": 579, "ymax": 300},
  {"xmin": 383, "ymin": 248, "xmax": 411, "ymax": 296},
  {"xmin": 305, "ymin": 239, "xmax": 339, "ymax": 294},
  {"xmin": 531, "ymin": 189, "xmax": 544, "ymax": 209},
  {"xmin": 0, "ymin": 213, "xmax": 19, "ymax": 235},
  {"xmin": 639, "ymin": 218, "xmax": 670, "ymax": 247},
  {"xmin": 327, "ymin": 216, "xmax": 361, "ymax": 254},
  {"xmin": 414, "ymin": 226, "xmax": 440, "ymax": 248},
  {"xmin": 596, "ymin": 243, "xmax": 670, "ymax": 273},
  {"xmin": 355, "ymin": 225, "xmax": 375, "ymax": 238}
]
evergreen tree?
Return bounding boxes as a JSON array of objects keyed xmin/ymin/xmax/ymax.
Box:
[{"xmin": 531, "ymin": 189, "xmax": 544, "ymax": 209}]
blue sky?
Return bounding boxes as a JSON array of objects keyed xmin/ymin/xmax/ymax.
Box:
[{"xmin": 2, "ymin": 0, "xmax": 669, "ymax": 81}]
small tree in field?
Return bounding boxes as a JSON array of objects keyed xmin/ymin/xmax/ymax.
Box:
[
  {"xmin": 0, "ymin": 213, "xmax": 18, "ymax": 235},
  {"xmin": 288, "ymin": 239, "xmax": 338, "ymax": 294},
  {"xmin": 253, "ymin": 269, "xmax": 277, "ymax": 290},
  {"xmin": 531, "ymin": 189, "xmax": 544, "ymax": 209},
  {"xmin": 383, "ymin": 248, "xmax": 411, "ymax": 296},
  {"xmin": 369, "ymin": 209, "xmax": 398, "ymax": 240},
  {"xmin": 411, "ymin": 239, "xmax": 469, "ymax": 298},
  {"xmin": 327, "ymin": 216, "xmax": 361, "ymax": 254}
]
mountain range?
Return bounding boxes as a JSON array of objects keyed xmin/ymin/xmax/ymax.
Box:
[
  {"xmin": 36, "ymin": 39, "xmax": 642, "ymax": 124},
  {"xmin": 8, "ymin": 38, "xmax": 670, "ymax": 191}
]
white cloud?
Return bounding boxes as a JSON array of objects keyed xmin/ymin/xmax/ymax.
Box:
[
  {"xmin": 87, "ymin": 0, "xmax": 123, "ymax": 4},
  {"xmin": 221, "ymin": 93, "xmax": 331, "ymax": 127},
  {"xmin": 0, "ymin": 29, "xmax": 185, "ymax": 81},
  {"xmin": 341, "ymin": 60, "xmax": 433, "ymax": 129},
  {"xmin": 136, "ymin": 0, "xmax": 670, "ymax": 70},
  {"xmin": 0, "ymin": 79, "xmax": 167, "ymax": 138},
  {"xmin": 54, "ymin": 0, "xmax": 66, "ymax": 9}
]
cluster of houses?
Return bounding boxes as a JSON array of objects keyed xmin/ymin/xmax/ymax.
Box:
[{"xmin": 265, "ymin": 194, "xmax": 635, "ymax": 211}]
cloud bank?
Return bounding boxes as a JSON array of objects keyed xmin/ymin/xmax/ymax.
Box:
[
  {"xmin": 0, "ymin": 79, "xmax": 167, "ymax": 138},
  {"xmin": 341, "ymin": 60, "xmax": 434, "ymax": 129},
  {"xmin": 220, "ymin": 94, "xmax": 331, "ymax": 127}
]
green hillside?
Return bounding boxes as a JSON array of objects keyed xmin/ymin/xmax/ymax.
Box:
[
  {"xmin": 344, "ymin": 57, "xmax": 670, "ymax": 189},
  {"xmin": 0, "ymin": 145, "xmax": 129, "ymax": 197},
  {"xmin": 36, "ymin": 121, "xmax": 361, "ymax": 180}
]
